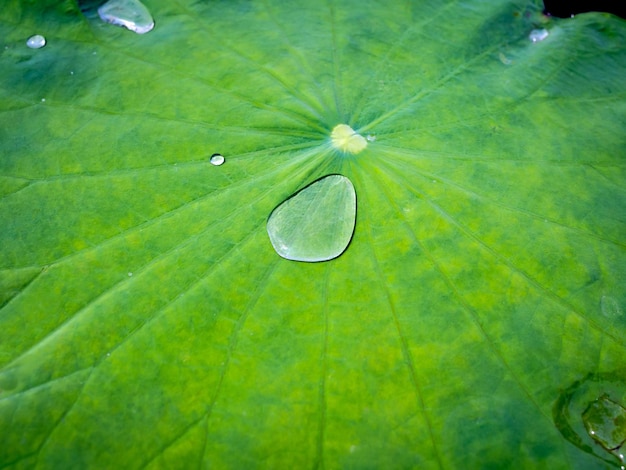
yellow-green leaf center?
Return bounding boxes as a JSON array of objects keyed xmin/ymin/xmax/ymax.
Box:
[{"xmin": 330, "ymin": 124, "xmax": 367, "ymax": 154}]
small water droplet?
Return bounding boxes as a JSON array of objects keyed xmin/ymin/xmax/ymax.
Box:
[
  {"xmin": 601, "ymin": 295, "xmax": 622, "ymax": 318},
  {"xmin": 210, "ymin": 153, "xmax": 225, "ymax": 166},
  {"xmin": 267, "ymin": 175, "xmax": 356, "ymax": 262},
  {"xmin": 498, "ymin": 52, "xmax": 512, "ymax": 65},
  {"xmin": 26, "ymin": 34, "xmax": 46, "ymax": 49},
  {"xmin": 98, "ymin": 0, "xmax": 155, "ymax": 34},
  {"xmin": 529, "ymin": 28, "xmax": 549, "ymax": 43},
  {"xmin": 331, "ymin": 124, "xmax": 367, "ymax": 154},
  {"xmin": 128, "ymin": 272, "xmax": 133, "ymax": 277},
  {"xmin": 366, "ymin": 134, "xmax": 376, "ymax": 142},
  {"xmin": 41, "ymin": 98, "xmax": 46, "ymax": 102}
]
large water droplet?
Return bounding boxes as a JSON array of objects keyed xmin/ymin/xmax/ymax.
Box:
[
  {"xmin": 583, "ymin": 394, "xmax": 626, "ymax": 464},
  {"xmin": 26, "ymin": 35, "xmax": 46, "ymax": 49},
  {"xmin": 98, "ymin": 0, "xmax": 155, "ymax": 34},
  {"xmin": 267, "ymin": 175, "xmax": 356, "ymax": 262},
  {"xmin": 331, "ymin": 124, "xmax": 367, "ymax": 154},
  {"xmin": 554, "ymin": 372, "xmax": 626, "ymax": 467}
]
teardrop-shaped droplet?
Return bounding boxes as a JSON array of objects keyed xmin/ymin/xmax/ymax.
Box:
[
  {"xmin": 98, "ymin": 0, "xmax": 155, "ymax": 34},
  {"xmin": 267, "ymin": 175, "xmax": 356, "ymax": 262}
]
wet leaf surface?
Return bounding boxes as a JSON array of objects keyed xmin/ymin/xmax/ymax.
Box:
[{"xmin": 1, "ymin": 0, "xmax": 625, "ymax": 467}]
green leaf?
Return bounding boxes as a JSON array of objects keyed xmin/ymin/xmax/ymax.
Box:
[{"xmin": 1, "ymin": 0, "xmax": 625, "ymax": 467}]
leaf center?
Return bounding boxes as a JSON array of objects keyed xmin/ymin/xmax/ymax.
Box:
[{"xmin": 330, "ymin": 124, "xmax": 367, "ymax": 154}]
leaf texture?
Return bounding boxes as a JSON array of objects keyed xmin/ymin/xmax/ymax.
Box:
[{"xmin": 1, "ymin": 0, "xmax": 625, "ymax": 467}]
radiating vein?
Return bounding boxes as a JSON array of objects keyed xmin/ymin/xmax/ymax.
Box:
[
  {"xmin": 138, "ymin": 409, "xmax": 207, "ymax": 469},
  {"xmin": 349, "ymin": 1, "xmax": 458, "ymax": 124},
  {"xmin": 376, "ymin": 143, "xmax": 625, "ymax": 168},
  {"xmin": 200, "ymin": 259, "xmax": 282, "ymax": 463},
  {"xmin": 378, "ymin": 148, "xmax": 626, "ymax": 248},
  {"xmin": 377, "ymin": 159, "xmax": 626, "ymax": 349},
  {"xmin": 363, "ymin": 165, "xmax": 571, "ymax": 462},
  {"xmin": 359, "ymin": 17, "xmax": 577, "ymax": 134},
  {"xmin": 3, "ymin": 148, "xmax": 327, "ymax": 371},
  {"xmin": 168, "ymin": 0, "xmax": 328, "ymax": 126},
  {"xmin": 314, "ymin": 263, "xmax": 332, "ymax": 470},
  {"xmin": 358, "ymin": 36, "xmax": 517, "ymax": 132},
  {"xmin": 326, "ymin": 0, "xmax": 344, "ymax": 120},
  {"xmin": 2, "ymin": 140, "xmax": 321, "ymax": 186},
  {"xmin": 90, "ymin": 216, "xmax": 271, "ymax": 371},
  {"xmin": 350, "ymin": 162, "xmax": 444, "ymax": 469},
  {"xmin": 7, "ymin": 144, "xmax": 325, "ymax": 274},
  {"xmin": 33, "ymin": 368, "xmax": 94, "ymax": 465},
  {"xmin": 260, "ymin": 0, "xmax": 335, "ymax": 118}
]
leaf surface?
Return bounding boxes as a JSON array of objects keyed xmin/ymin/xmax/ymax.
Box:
[{"xmin": 1, "ymin": 0, "xmax": 625, "ymax": 467}]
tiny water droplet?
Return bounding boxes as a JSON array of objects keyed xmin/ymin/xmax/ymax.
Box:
[
  {"xmin": 128, "ymin": 272, "xmax": 133, "ymax": 277},
  {"xmin": 267, "ymin": 174, "xmax": 356, "ymax": 262},
  {"xmin": 366, "ymin": 134, "xmax": 376, "ymax": 142},
  {"xmin": 210, "ymin": 153, "xmax": 225, "ymax": 166},
  {"xmin": 26, "ymin": 35, "xmax": 46, "ymax": 49},
  {"xmin": 529, "ymin": 28, "xmax": 549, "ymax": 43},
  {"xmin": 41, "ymin": 98, "xmax": 46, "ymax": 102},
  {"xmin": 98, "ymin": 0, "xmax": 155, "ymax": 34}
]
